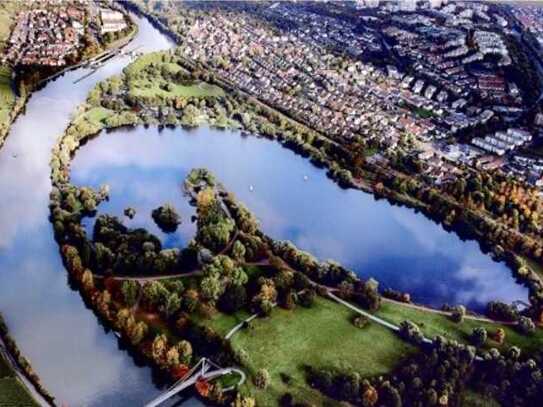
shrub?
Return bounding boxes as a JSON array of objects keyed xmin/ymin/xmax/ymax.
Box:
[
  {"xmin": 470, "ymin": 327, "xmax": 487, "ymax": 347},
  {"xmin": 398, "ymin": 320, "xmax": 424, "ymax": 344},
  {"xmin": 254, "ymin": 368, "xmax": 271, "ymax": 389},
  {"xmin": 486, "ymin": 301, "xmax": 519, "ymax": 322},
  {"xmin": 450, "ymin": 305, "xmax": 466, "ymax": 323},
  {"xmin": 517, "ymin": 316, "xmax": 536, "ymax": 335},
  {"xmin": 353, "ymin": 315, "xmax": 369, "ymax": 329},
  {"xmin": 298, "ymin": 288, "xmax": 316, "ymax": 308}
]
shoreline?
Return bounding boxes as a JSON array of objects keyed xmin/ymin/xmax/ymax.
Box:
[{"xmin": 0, "ymin": 314, "xmax": 55, "ymax": 406}]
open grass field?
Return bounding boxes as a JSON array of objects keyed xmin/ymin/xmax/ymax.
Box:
[
  {"xmin": 0, "ymin": 377, "xmax": 38, "ymax": 407},
  {"xmin": 0, "ymin": 351, "xmax": 13, "ymax": 378},
  {"xmin": 78, "ymin": 107, "xmax": 114, "ymax": 126},
  {"xmin": 130, "ymin": 79, "xmax": 224, "ymax": 99},
  {"xmin": 378, "ymin": 301, "xmax": 543, "ymax": 354},
  {"xmin": 0, "ymin": 352, "xmax": 37, "ymax": 406},
  {"xmin": 195, "ymin": 309, "xmax": 252, "ymax": 338},
  {"xmin": 229, "ymin": 297, "xmax": 415, "ymax": 405}
]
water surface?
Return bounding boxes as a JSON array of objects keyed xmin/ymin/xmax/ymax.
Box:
[
  {"xmin": 0, "ymin": 13, "xmax": 201, "ymax": 407},
  {"xmin": 71, "ymin": 126, "xmax": 528, "ymax": 311}
]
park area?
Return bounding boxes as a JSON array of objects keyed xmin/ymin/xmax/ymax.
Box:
[
  {"xmin": 222, "ymin": 297, "xmax": 415, "ymax": 405},
  {"xmin": 200, "ymin": 286, "xmax": 543, "ymax": 405}
]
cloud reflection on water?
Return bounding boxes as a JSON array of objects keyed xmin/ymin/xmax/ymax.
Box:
[{"xmin": 71, "ymin": 125, "xmax": 528, "ymax": 311}]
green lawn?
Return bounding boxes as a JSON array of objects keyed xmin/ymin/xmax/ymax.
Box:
[
  {"xmin": 378, "ymin": 301, "xmax": 543, "ymax": 354},
  {"xmin": 0, "ymin": 377, "xmax": 38, "ymax": 407},
  {"xmin": 123, "ymin": 52, "xmax": 167, "ymax": 77},
  {"xmin": 78, "ymin": 107, "xmax": 114, "ymax": 126},
  {"xmin": 229, "ymin": 297, "xmax": 415, "ymax": 405},
  {"xmin": 0, "ymin": 353, "xmax": 37, "ymax": 406},
  {"xmin": 194, "ymin": 309, "xmax": 251, "ymax": 338},
  {"xmin": 130, "ymin": 79, "xmax": 224, "ymax": 99},
  {"xmin": 0, "ymin": 352, "xmax": 13, "ymax": 378}
]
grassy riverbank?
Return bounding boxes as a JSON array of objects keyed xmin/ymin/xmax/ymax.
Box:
[
  {"xmin": 378, "ymin": 301, "xmax": 543, "ymax": 354},
  {"xmin": 0, "ymin": 65, "xmax": 16, "ymax": 130},
  {"xmin": 0, "ymin": 350, "xmax": 38, "ymax": 406},
  {"xmin": 226, "ymin": 297, "xmax": 414, "ymax": 405}
]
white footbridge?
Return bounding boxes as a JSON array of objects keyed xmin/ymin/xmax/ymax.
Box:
[{"xmin": 144, "ymin": 358, "xmax": 246, "ymax": 407}]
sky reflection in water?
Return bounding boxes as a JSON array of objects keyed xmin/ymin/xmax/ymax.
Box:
[
  {"xmin": 71, "ymin": 126, "xmax": 528, "ymax": 311},
  {"xmin": 0, "ymin": 13, "xmax": 199, "ymax": 407}
]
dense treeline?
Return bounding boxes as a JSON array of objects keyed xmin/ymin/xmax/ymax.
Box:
[{"xmin": 308, "ymin": 336, "xmax": 476, "ymax": 407}]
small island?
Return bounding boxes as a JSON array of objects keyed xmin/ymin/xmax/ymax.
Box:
[{"xmin": 152, "ymin": 204, "xmax": 181, "ymax": 233}]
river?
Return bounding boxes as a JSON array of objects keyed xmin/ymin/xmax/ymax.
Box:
[
  {"xmin": 0, "ymin": 13, "xmax": 201, "ymax": 407},
  {"xmin": 0, "ymin": 9, "xmax": 529, "ymax": 407}
]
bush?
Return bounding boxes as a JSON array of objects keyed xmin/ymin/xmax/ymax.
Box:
[
  {"xmin": 298, "ymin": 288, "xmax": 316, "ymax": 308},
  {"xmin": 517, "ymin": 316, "xmax": 536, "ymax": 335},
  {"xmin": 450, "ymin": 305, "xmax": 466, "ymax": 323},
  {"xmin": 398, "ymin": 320, "xmax": 424, "ymax": 345},
  {"xmin": 353, "ymin": 315, "xmax": 369, "ymax": 329},
  {"xmin": 218, "ymin": 284, "xmax": 247, "ymax": 314},
  {"xmin": 486, "ymin": 301, "xmax": 520, "ymax": 322},
  {"xmin": 152, "ymin": 204, "xmax": 181, "ymax": 232},
  {"xmin": 254, "ymin": 368, "xmax": 271, "ymax": 389},
  {"xmin": 470, "ymin": 327, "xmax": 487, "ymax": 347}
]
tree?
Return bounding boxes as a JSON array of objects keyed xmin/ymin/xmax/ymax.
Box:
[
  {"xmin": 299, "ymin": 288, "xmax": 316, "ymax": 308},
  {"xmin": 177, "ymin": 340, "xmax": 193, "ymax": 365},
  {"xmin": 232, "ymin": 393, "xmax": 256, "ymax": 407},
  {"xmin": 232, "ymin": 240, "xmax": 246, "ymax": 262},
  {"xmin": 200, "ymin": 274, "xmax": 225, "ymax": 302},
  {"xmin": 362, "ymin": 381, "xmax": 378, "ymax": 407},
  {"xmin": 183, "ymin": 289, "xmax": 199, "ymax": 313},
  {"xmin": 165, "ymin": 347, "xmax": 180, "ymax": 367},
  {"xmin": 493, "ymin": 328, "xmax": 506, "ymax": 344},
  {"xmin": 81, "ymin": 269, "xmax": 94, "ymax": 292},
  {"xmin": 152, "ymin": 204, "xmax": 181, "ymax": 233},
  {"xmin": 517, "ymin": 316, "xmax": 536, "ymax": 335},
  {"xmin": 127, "ymin": 321, "xmax": 148, "ymax": 345},
  {"xmin": 470, "ymin": 327, "xmax": 488, "ymax": 347},
  {"xmin": 165, "ymin": 293, "xmax": 181, "ymax": 318},
  {"xmin": 152, "ymin": 334, "xmax": 168, "ymax": 366},
  {"xmin": 254, "ymin": 368, "xmax": 270, "ymax": 389},
  {"xmin": 399, "ymin": 320, "xmax": 424, "ymax": 344},
  {"xmin": 218, "ymin": 284, "xmax": 247, "ymax": 314},
  {"xmin": 122, "ymin": 280, "xmax": 140, "ymax": 307},
  {"xmin": 283, "ymin": 290, "xmax": 297, "ymax": 310},
  {"xmin": 450, "ymin": 305, "xmax": 466, "ymax": 323},
  {"xmin": 124, "ymin": 207, "xmax": 136, "ymax": 219}
]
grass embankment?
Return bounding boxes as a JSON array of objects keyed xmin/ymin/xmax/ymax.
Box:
[
  {"xmin": 225, "ymin": 297, "xmax": 415, "ymax": 405},
  {"xmin": 378, "ymin": 301, "xmax": 543, "ymax": 354},
  {"xmin": 0, "ymin": 65, "xmax": 16, "ymax": 133},
  {"xmin": 131, "ymin": 80, "xmax": 224, "ymax": 99},
  {"xmin": 0, "ymin": 352, "xmax": 38, "ymax": 407},
  {"xmin": 0, "ymin": 2, "xmax": 22, "ymax": 141}
]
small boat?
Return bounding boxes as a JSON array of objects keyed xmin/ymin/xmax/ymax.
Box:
[
  {"xmin": 249, "ymin": 185, "xmax": 254, "ymax": 192},
  {"xmin": 303, "ymin": 175, "xmax": 308, "ymax": 181}
]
